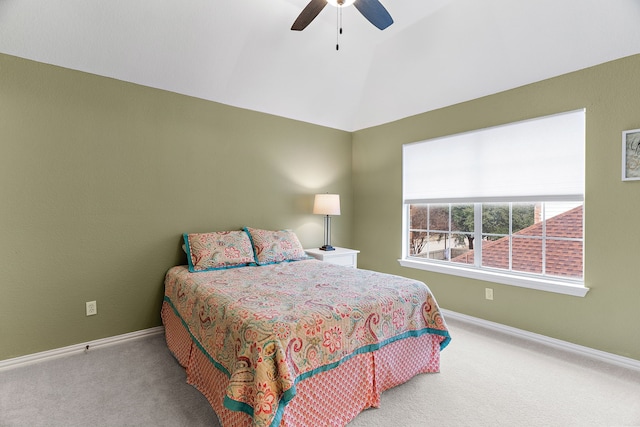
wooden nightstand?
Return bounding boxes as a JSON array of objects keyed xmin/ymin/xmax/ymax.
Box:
[{"xmin": 305, "ymin": 247, "xmax": 360, "ymax": 268}]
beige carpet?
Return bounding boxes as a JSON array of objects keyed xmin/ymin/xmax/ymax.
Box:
[
  {"xmin": 350, "ymin": 318, "xmax": 640, "ymax": 426},
  {"xmin": 2, "ymin": 317, "xmax": 639, "ymax": 426}
]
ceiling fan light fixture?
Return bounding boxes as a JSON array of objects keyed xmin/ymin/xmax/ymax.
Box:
[
  {"xmin": 326, "ymin": 0, "xmax": 356, "ymax": 7},
  {"xmin": 291, "ymin": 0, "xmax": 393, "ymax": 32}
]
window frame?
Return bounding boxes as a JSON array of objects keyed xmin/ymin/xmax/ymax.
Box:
[
  {"xmin": 400, "ymin": 200, "xmax": 587, "ymax": 297},
  {"xmin": 400, "ymin": 110, "xmax": 588, "ymax": 297}
]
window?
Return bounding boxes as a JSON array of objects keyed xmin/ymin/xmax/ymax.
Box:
[{"xmin": 400, "ymin": 110, "xmax": 587, "ymax": 297}]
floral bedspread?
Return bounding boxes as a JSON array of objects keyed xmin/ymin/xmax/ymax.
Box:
[{"xmin": 163, "ymin": 259, "xmax": 450, "ymax": 427}]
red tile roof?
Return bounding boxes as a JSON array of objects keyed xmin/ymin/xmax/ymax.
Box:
[{"xmin": 452, "ymin": 206, "xmax": 583, "ymax": 278}]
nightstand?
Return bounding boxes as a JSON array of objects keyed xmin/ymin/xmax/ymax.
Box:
[{"xmin": 305, "ymin": 247, "xmax": 360, "ymax": 268}]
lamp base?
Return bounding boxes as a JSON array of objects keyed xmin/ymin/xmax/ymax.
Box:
[{"xmin": 319, "ymin": 245, "xmax": 336, "ymax": 251}]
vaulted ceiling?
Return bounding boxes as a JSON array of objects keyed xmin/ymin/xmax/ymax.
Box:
[{"xmin": 1, "ymin": 0, "xmax": 639, "ymax": 131}]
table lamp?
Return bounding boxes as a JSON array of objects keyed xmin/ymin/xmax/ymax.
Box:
[{"xmin": 313, "ymin": 193, "xmax": 341, "ymax": 251}]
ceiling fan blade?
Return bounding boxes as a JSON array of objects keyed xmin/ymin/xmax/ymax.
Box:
[
  {"xmin": 291, "ymin": 0, "xmax": 328, "ymax": 31},
  {"xmin": 353, "ymin": 0, "xmax": 393, "ymax": 30}
]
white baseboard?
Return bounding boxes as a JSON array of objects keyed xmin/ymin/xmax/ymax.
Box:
[
  {"xmin": 442, "ymin": 309, "xmax": 640, "ymax": 371},
  {"xmin": 0, "ymin": 326, "xmax": 165, "ymax": 371}
]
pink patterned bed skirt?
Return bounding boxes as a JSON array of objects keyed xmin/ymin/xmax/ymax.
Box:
[{"xmin": 162, "ymin": 301, "xmax": 441, "ymax": 427}]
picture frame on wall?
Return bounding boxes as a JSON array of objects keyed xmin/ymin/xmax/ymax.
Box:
[{"xmin": 622, "ymin": 128, "xmax": 640, "ymax": 181}]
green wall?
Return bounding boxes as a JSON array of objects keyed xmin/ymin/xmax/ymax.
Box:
[
  {"xmin": 3, "ymin": 52, "xmax": 639, "ymax": 362},
  {"xmin": 0, "ymin": 54, "xmax": 352, "ymax": 360},
  {"xmin": 352, "ymin": 54, "xmax": 640, "ymax": 361}
]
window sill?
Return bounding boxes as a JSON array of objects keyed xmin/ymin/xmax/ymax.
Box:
[{"xmin": 398, "ymin": 258, "xmax": 589, "ymax": 297}]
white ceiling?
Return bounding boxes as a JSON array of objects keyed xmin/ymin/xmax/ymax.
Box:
[{"xmin": 1, "ymin": 0, "xmax": 639, "ymax": 131}]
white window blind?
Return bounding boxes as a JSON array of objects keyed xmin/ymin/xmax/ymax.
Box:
[{"xmin": 402, "ymin": 109, "xmax": 585, "ymax": 203}]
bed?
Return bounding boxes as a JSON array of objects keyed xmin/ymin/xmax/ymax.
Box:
[{"xmin": 161, "ymin": 228, "xmax": 451, "ymax": 427}]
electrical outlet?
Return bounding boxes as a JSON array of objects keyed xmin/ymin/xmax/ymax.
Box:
[
  {"xmin": 485, "ymin": 288, "xmax": 494, "ymax": 300},
  {"xmin": 86, "ymin": 301, "xmax": 97, "ymax": 316}
]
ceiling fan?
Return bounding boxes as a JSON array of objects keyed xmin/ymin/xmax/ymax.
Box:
[{"xmin": 291, "ymin": 0, "xmax": 394, "ymax": 31}]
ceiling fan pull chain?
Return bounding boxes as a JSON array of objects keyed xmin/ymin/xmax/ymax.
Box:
[
  {"xmin": 336, "ymin": 6, "xmax": 340, "ymax": 50},
  {"xmin": 336, "ymin": 6, "xmax": 343, "ymax": 51}
]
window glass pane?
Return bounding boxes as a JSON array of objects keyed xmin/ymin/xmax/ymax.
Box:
[
  {"xmin": 545, "ymin": 203, "xmax": 583, "ymax": 238},
  {"xmin": 512, "ymin": 236, "xmax": 542, "ymax": 274},
  {"xmin": 482, "ymin": 203, "xmax": 510, "ymax": 237},
  {"xmin": 451, "ymin": 204, "xmax": 474, "ymax": 233},
  {"xmin": 512, "ymin": 203, "xmax": 538, "ymax": 235},
  {"xmin": 451, "ymin": 233, "xmax": 474, "ymax": 265},
  {"xmin": 427, "ymin": 232, "xmax": 449, "ymax": 260},
  {"xmin": 545, "ymin": 239, "xmax": 583, "ymax": 279},
  {"xmin": 409, "ymin": 231, "xmax": 428, "ymax": 257},
  {"xmin": 409, "ymin": 204, "xmax": 428, "ymax": 230},
  {"xmin": 481, "ymin": 237, "xmax": 509, "ymax": 270},
  {"xmin": 429, "ymin": 204, "xmax": 449, "ymax": 231}
]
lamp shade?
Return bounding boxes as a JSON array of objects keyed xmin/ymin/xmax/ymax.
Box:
[{"xmin": 313, "ymin": 194, "xmax": 341, "ymax": 216}]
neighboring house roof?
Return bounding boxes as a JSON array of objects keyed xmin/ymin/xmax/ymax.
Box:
[{"xmin": 452, "ymin": 206, "xmax": 583, "ymax": 278}]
